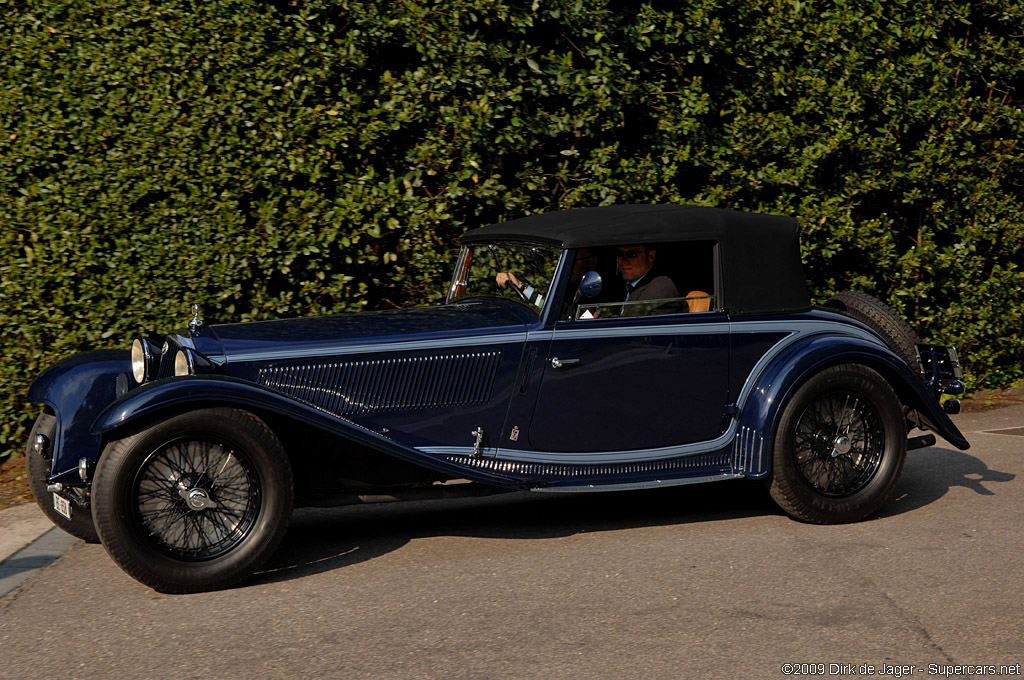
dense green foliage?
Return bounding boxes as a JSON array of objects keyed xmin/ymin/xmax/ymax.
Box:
[{"xmin": 2, "ymin": 0, "xmax": 1022, "ymax": 460}]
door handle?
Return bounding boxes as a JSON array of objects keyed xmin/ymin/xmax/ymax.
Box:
[{"xmin": 551, "ymin": 357, "xmax": 581, "ymax": 368}]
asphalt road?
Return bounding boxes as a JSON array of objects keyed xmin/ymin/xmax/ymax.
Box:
[{"xmin": 1, "ymin": 405, "xmax": 1021, "ymax": 680}]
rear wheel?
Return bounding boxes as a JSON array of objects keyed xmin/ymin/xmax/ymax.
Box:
[
  {"xmin": 769, "ymin": 364, "xmax": 907, "ymax": 524},
  {"xmin": 25, "ymin": 411, "xmax": 100, "ymax": 543},
  {"xmin": 92, "ymin": 407, "xmax": 293, "ymax": 593}
]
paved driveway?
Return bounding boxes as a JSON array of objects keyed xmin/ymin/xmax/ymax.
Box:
[{"xmin": 1, "ymin": 405, "xmax": 1021, "ymax": 679}]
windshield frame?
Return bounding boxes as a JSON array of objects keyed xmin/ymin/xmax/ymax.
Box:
[{"xmin": 446, "ymin": 240, "xmax": 564, "ymax": 315}]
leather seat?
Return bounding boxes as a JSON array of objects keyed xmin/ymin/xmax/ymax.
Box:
[{"xmin": 685, "ymin": 290, "xmax": 711, "ymax": 313}]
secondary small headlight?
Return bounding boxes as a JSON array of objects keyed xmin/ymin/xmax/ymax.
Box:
[
  {"xmin": 131, "ymin": 337, "xmax": 161, "ymax": 384},
  {"xmin": 174, "ymin": 350, "xmax": 193, "ymax": 376}
]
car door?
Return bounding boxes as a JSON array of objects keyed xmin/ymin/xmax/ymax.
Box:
[{"xmin": 523, "ymin": 310, "xmax": 731, "ymax": 455}]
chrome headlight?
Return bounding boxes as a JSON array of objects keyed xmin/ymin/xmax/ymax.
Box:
[
  {"xmin": 174, "ymin": 349, "xmax": 194, "ymax": 376},
  {"xmin": 131, "ymin": 337, "xmax": 161, "ymax": 384}
]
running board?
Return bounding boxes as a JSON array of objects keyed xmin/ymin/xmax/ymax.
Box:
[
  {"xmin": 296, "ymin": 480, "xmax": 514, "ymax": 508},
  {"xmin": 530, "ymin": 472, "xmax": 745, "ymax": 493}
]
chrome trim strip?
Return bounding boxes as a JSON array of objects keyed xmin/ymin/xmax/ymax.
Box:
[
  {"xmin": 538, "ymin": 318, "xmax": 879, "ymax": 343},
  {"xmin": 757, "ymin": 430, "xmax": 764, "ymax": 471},
  {"xmin": 733, "ymin": 425, "xmax": 766, "ymax": 474},
  {"xmin": 422, "ymin": 446, "xmax": 499, "ymax": 457},
  {"xmin": 530, "ymin": 473, "xmax": 744, "ymax": 493},
  {"xmin": 525, "ymin": 330, "xmax": 555, "ymax": 343},
  {"xmin": 422, "ymin": 439, "xmax": 733, "ymax": 464},
  {"xmin": 227, "ymin": 333, "xmax": 528, "ymax": 363},
  {"xmin": 551, "ymin": 322, "xmax": 731, "ymax": 339}
]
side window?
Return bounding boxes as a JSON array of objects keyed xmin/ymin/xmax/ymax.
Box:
[
  {"xmin": 568, "ymin": 241, "xmax": 718, "ymax": 319},
  {"xmin": 577, "ymin": 293, "xmax": 715, "ymax": 319}
]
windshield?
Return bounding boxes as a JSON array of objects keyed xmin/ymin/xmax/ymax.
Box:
[{"xmin": 447, "ymin": 241, "xmax": 562, "ymax": 313}]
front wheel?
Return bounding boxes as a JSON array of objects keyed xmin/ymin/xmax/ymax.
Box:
[
  {"xmin": 92, "ymin": 408, "xmax": 293, "ymax": 593},
  {"xmin": 769, "ymin": 364, "xmax": 907, "ymax": 524}
]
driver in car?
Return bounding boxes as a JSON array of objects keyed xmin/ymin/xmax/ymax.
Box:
[
  {"xmin": 617, "ymin": 244, "xmax": 678, "ymax": 301},
  {"xmin": 495, "ymin": 270, "xmax": 543, "ymax": 306},
  {"xmin": 496, "ymin": 248, "xmax": 599, "ymax": 309}
]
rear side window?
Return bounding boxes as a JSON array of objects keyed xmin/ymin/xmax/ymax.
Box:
[{"xmin": 564, "ymin": 241, "xmax": 719, "ymax": 319}]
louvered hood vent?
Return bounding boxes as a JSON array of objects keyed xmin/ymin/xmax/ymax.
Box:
[{"xmin": 258, "ymin": 352, "xmax": 502, "ymax": 417}]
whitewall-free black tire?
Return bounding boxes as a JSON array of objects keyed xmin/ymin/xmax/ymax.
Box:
[
  {"xmin": 769, "ymin": 364, "xmax": 907, "ymax": 524},
  {"xmin": 92, "ymin": 407, "xmax": 293, "ymax": 593}
]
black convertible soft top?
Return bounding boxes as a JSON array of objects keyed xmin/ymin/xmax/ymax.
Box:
[{"xmin": 462, "ymin": 204, "xmax": 811, "ymax": 316}]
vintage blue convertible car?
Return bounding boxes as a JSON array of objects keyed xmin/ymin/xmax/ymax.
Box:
[{"xmin": 26, "ymin": 205, "xmax": 968, "ymax": 592}]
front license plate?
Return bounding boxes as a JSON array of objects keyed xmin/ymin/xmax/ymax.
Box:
[{"xmin": 53, "ymin": 493, "xmax": 72, "ymax": 521}]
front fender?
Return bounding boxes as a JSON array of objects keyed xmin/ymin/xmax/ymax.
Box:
[
  {"xmin": 91, "ymin": 375, "xmax": 527, "ymax": 490},
  {"xmin": 28, "ymin": 350, "xmax": 131, "ymax": 485},
  {"xmin": 733, "ymin": 334, "xmax": 969, "ymax": 478}
]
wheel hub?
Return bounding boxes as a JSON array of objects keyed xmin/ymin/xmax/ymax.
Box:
[
  {"xmin": 832, "ymin": 434, "xmax": 853, "ymax": 457},
  {"xmin": 177, "ymin": 482, "xmax": 216, "ymax": 511}
]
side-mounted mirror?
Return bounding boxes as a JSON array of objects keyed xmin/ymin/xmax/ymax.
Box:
[{"xmin": 578, "ymin": 270, "xmax": 603, "ymax": 298}]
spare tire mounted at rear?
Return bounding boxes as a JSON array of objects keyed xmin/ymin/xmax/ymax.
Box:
[{"xmin": 824, "ymin": 291, "xmax": 921, "ymax": 369}]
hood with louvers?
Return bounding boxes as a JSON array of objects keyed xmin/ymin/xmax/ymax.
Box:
[{"xmin": 257, "ymin": 351, "xmax": 503, "ymax": 418}]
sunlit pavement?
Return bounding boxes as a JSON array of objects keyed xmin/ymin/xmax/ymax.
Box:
[{"xmin": 1, "ymin": 403, "xmax": 1021, "ymax": 679}]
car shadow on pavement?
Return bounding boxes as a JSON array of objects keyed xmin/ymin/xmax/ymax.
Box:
[
  {"xmin": 247, "ymin": 478, "xmax": 779, "ymax": 588},
  {"xmin": 875, "ymin": 446, "xmax": 1015, "ymax": 519},
  {"xmin": 247, "ymin": 446, "xmax": 1014, "ymax": 588}
]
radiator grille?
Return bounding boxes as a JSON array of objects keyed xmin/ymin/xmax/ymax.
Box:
[{"xmin": 258, "ymin": 351, "xmax": 502, "ymax": 417}]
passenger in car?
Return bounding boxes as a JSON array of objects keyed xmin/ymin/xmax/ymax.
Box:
[{"xmin": 616, "ymin": 244, "xmax": 679, "ymax": 301}]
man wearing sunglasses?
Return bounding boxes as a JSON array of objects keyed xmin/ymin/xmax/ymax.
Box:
[{"xmin": 616, "ymin": 244, "xmax": 679, "ymax": 302}]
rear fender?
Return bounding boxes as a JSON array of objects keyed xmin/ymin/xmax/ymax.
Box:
[
  {"xmin": 732, "ymin": 334, "xmax": 969, "ymax": 479},
  {"xmin": 91, "ymin": 375, "xmax": 525, "ymax": 490}
]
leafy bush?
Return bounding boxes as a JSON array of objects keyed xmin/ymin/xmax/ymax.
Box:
[{"xmin": 2, "ymin": 0, "xmax": 1022, "ymax": 461}]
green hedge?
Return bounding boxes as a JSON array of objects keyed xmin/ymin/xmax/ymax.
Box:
[{"xmin": 2, "ymin": 0, "xmax": 1023, "ymax": 461}]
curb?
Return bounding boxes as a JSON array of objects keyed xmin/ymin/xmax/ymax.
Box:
[
  {"xmin": 0, "ymin": 502, "xmax": 55, "ymax": 562},
  {"xmin": 968, "ymin": 386, "xmax": 1024, "ymax": 400},
  {"xmin": 0, "ymin": 503, "xmax": 80, "ymax": 599},
  {"xmin": 0, "ymin": 527, "xmax": 79, "ymax": 598}
]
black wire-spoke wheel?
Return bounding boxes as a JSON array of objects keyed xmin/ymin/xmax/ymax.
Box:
[
  {"xmin": 93, "ymin": 408, "xmax": 293, "ymax": 593},
  {"xmin": 769, "ymin": 364, "xmax": 907, "ymax": 524},
  {"xmin": 793, "ymin": 392, "xmax": 884, "ymax": 498},
  {"xmin": 133, "ymin": 438, "xmax": 261, "ymax": 561}
]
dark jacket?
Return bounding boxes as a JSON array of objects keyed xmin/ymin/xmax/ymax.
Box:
[{"xmin": 626, "ymin": 273, "xmax": 679, "ymax": 301}]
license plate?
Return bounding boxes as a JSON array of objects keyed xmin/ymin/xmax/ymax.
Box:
[{"xmin": 53, "ymin": 493, "xmax": 72, "ymax": 521}]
